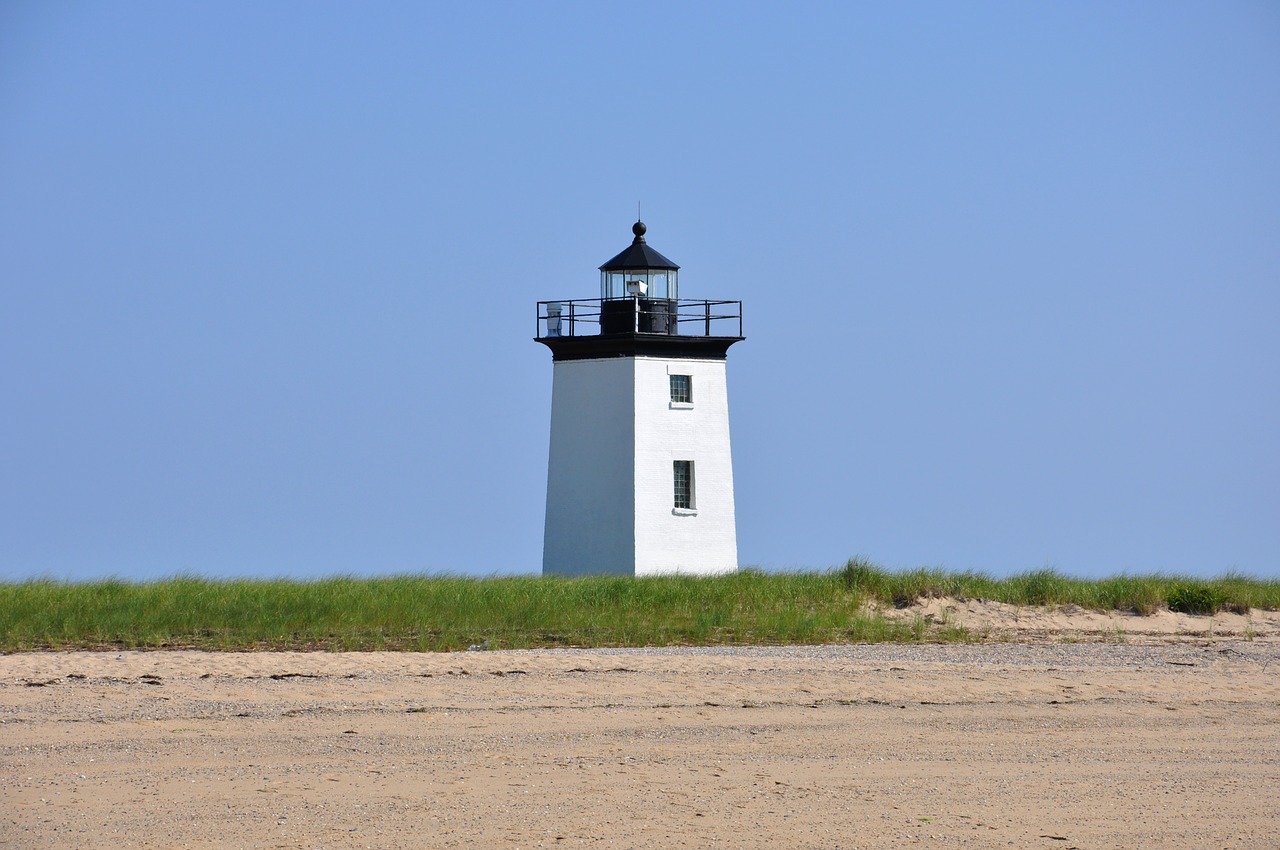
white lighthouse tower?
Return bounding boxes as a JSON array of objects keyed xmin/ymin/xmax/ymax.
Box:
[{"xmin": 536, "ymin": 220, "xmax": 744, "ymax": 577}]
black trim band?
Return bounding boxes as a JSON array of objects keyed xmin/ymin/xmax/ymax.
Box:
[{"xmin": 535, "ymin": 333, "xmax": 743, "ymax": 362}]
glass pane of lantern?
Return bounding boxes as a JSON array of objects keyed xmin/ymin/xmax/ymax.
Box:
[
  {"xmin": 602, "ymin": 271, "xmax": 626, "ymax": 299},
  {"xmin": 648, "ymin": 271, "xmax": 666, "ymax": 299}
]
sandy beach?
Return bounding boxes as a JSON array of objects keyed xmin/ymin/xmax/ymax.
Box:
[{"xmin": 3, "ymin": 613, "xmax": 1278, "ymax": 849}]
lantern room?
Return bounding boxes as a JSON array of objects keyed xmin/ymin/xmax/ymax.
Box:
[{"xmin": 599, "ymin": 221, "xmax": 679, "ymax": 300}]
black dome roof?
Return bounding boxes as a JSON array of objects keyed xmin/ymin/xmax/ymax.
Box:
[{"xmin": 598, "ymin": 220, "xmax": 680, "ymax": 271}]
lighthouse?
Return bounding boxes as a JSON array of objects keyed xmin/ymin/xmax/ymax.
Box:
[{"xmin": 536, "ymin": 220, "xmax": 744, "ymax": 577}]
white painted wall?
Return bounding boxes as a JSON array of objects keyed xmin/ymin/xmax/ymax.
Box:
[
  {"xmin": 632, "ymin": 357, "xmax": 738, "ymax": 576},
  {"xmin": 542, "ymin": 355, "xmax": 739, "ymax": 577},
  {"xmin": 542, "ymin": 358, "xmax": 636, "ymax": 576}
]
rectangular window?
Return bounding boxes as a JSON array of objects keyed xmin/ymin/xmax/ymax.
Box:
[
  {"xmin": 669, "ymin": 374, "xmax": 692, "ymax": 404},
  {"xmin": 673, "ymin": 460, "xmax": 694, "ymax": 510}
]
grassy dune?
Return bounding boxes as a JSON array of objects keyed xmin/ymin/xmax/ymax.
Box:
[
  {"xmin": 1, "ymin": 563, "xmax": 1275, "ymax": 652},
  {"xmin": 838, "ymin": 559, "xmax": 1280, "ymax": 615}
]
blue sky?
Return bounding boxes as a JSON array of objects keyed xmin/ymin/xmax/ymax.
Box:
[{"xmin": 2, "ymin": 1, "xmax": 1277, "ymax": 581}]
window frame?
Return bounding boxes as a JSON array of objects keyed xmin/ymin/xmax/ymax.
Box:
[
  {"xmin": 672, "ymin": 459, "xmax": 695, "ymax": 512},
  {"xmin": 669, "ymin": 373, "xmax": 693, "ymax": 408}
]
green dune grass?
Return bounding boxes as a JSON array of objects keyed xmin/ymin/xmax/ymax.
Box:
[
  {"xmin": 837, "ymin": 558, "xmax": 1280, "ymax": 615},
  {"xmin": 1, "ymin": 562, "xmax": 1274, "ymax": 652}
]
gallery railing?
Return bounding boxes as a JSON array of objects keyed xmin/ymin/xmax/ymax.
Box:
[{"xmin": 536, "ymin": 298, "xmax": 743, "ymax": 339}]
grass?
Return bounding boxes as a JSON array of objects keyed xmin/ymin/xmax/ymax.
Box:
[
  {"xmin": 1, "ymin": 562, "xmax": 1273, "ymax": 652},
  {"xmin": 0, "ymin": 570, "xmax": 949, "ymax": 652},
  {"xmin": 839, "ymin": 558, "xmax": 1280, "ymax": 615}
]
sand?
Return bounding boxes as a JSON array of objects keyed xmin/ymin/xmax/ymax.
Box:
[
  {"xmin": 3, "ymin": 613, "xmax": 1279, "ymax": 849},
  {"xmin": 879, "ymin": 596, "xmax": 1280, "ymax": 643}
]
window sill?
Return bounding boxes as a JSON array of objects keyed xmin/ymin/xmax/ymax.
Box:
[
  {"xmin": 672, "ymin": 508, "xmax": 698, "ymax": 517},
  {"xmin": 669, "ymin": 402, "xmax": 694, "ymax": 410}
]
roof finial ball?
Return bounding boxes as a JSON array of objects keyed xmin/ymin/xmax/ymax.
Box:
[{"xmin": 632, "ymin": 220, "xmax": 647, "ymax": 242}]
